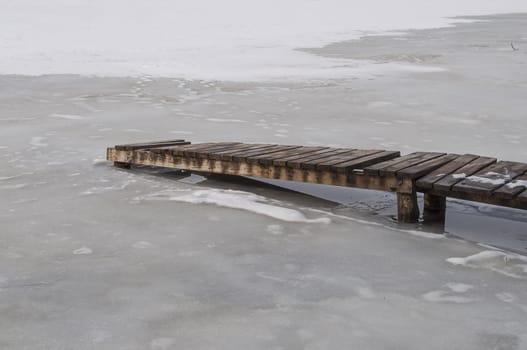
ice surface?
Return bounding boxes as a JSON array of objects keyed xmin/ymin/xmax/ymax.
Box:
[
  {"xmin": 1, "ymin": 0, "xmax": 527, "ymax": 80},
  {"xmin": 1, "ymin": 13, "xmax": 527, "ymax": 350},
  {"xmin": 132, "ymin": 241, "xmax": 153, "ymax": 249}
]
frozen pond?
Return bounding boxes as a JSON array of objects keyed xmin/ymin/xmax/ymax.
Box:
[{"xmin": 1, "ymin": 13, "xmax": 527, "ymax": 350}]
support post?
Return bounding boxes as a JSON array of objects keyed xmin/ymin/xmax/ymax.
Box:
[
  {"xmin": 423, "ymin": 193, "xmax": 446, "ymax": 225},
  {"xmin": 114, "ymin": 161, "xmax": 131, "ymax": 169},
  {"xmin": 397, "ymin": 191, "xmax": 419, "ymax": 223}
]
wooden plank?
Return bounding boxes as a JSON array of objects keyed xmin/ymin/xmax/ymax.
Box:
[
  {"xmin": 232, "ymin": 145, "xmax": 296, "ymax": 162},
  {"xmin": 148, "ymin": 142, "xmax": 216, "ymax": 155},
  {"xmin": 453, "ymin": 161, "xmax": 527, "ymax": 196},
  {"xmin": 364, "ymin": 152, "xmax": 431, "ymax": 176},
  {"xmin": 225, "ymin": 144, "xmax": 280, "ymax": 161},
  {"xmin": 246, "ymin": 146, "xmax": 303, "ymax": 164},
  {"xmin": 288, "ymin": 149, "xmax": 353, "ymax": 169},
  {"xmin": 252, "ymin": 147, "xmax": 329, "ymax": 166},
  {"xmin": 148, "ymin": 144, "xmax": 196, "ymax": 154},
  {"xmin": 302, "ymin": 149, "xmax": 359, "ymax": 170},
  {"xmin": 316, "ymin": 150, "xmax": 385, "ymax": 171},
  {"xmin": 415, "ymin": 154, "xmax": 480, "ymax": 190},
  {"xmin": 273, "ymin": 147, "xmax": 334, "ymax": 166},
  {"xmin": 433, "ymin": 156, "xmax": 497, "ymax": 193},
  {"xmin": 192, "ymin": 143, "xmax": 246, "ymax": 159},
  {"xmin": 364, "ymin": 152, "xmax": 422, "ymax": 175},
  {"xmin": 425, "ymin": 187, "xmax": 527, "ymax": 210},
  {"xmin": 333, "ymin": 151, "xmax": 401, "ymax": 173},
  {"xmin": 294, "ymin": 148, "xmax": 356, "ymax": 169},
  {"xmin": 167, "ymin": 143, "xmax": 220, "ymax": 156},
  {"xmin": 396, "ymin": 154, "xmax": 460, "ymax": 179},
  {"xmin": 115, "ymin": 139, "xmax": 188, "ymax": 151},
  {"xmin": 184, "ymin": 142, "xmax": 240, "ymax": 153},
  {"xmin": 218, "ymin": 144, "xmax": 277, "ymax": 161},
  {"xmin": 208, "ymin": 143, "xmax": 268, "ymax": 160},
  {"xmin": 179, "ymin": 143, "xmax": 241, "ymax": 157},
  {"xmin": 378, "ymin": 152, "xmax": 444, "ymax": 176},
  {"xmin": 493, "ymin": 173, "xmax": 527, "ymax": 199},
  {"xmin": 518, "ymin": 189, "xmax": 527, "ymax": 204}
]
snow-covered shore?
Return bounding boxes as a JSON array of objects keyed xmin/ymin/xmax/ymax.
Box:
[{"xmin": 2, "ymin": 0, "xmax": 527, "ymax": 80}]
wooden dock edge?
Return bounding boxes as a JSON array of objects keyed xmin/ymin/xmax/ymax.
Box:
[
  {"xmin": 107, "ymin": 147, "xmax": 419, "ymax": 223},
  {"xmin": 106, "ymin": 142, "xmax": 527, "ymax": 226}
]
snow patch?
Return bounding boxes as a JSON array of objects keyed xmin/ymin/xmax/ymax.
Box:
[
  {"xmin": 355, "ymin": 286, "xmax": 376, "ymax": 299},
  {"xmin": 73, "ymin": 246, "xmax": 93, "ymax": 255},
  {"xmin": 29, "ymin": 137, "xmax": 47, "ymax": 148},
  {"xmin": 50, "ymin": 113, "xmax": 86, "ymax": 120},
  {"xmin": 256, "ymin": 272, "xmax": 285, "ymax": 283},
  {"xmin": 452, "ymin": 173, "xmax": 466, "ymax": 179},
  {"xmin": 139, "ymin": 189, "xmax": 331, "ymax": 223},
  {"xmin": 205, "ymin": 118, "xmax": 247, "ymax": 123},
  {"xmin": 445, "ymin": 282, "xmax": 474, "ymax": 293},
  {"xmin": 465, "ymin": 174, "xmax": 510, "ymax": 186},
  {"xmin": 92, "ymin": 158, "xmax": 108, "ymax": 165},
  {"xmin": 507, "ymin": 180, "xmax": 527, "ymax": 189},
  {"xmin": 266, "ymin": 224, "xmax": 285, "ymax": 235},
  {"xmin": 496, "ymin": 292, "xmax": 516, "ymax": 303},
  {"xmin": 170, "ymin": 130, "xmax": 194, "ymax": 135},
  {"xmin": 422, "ymin": 290, "xmax": 477, "ymax": 304},
  {"xmin": 132, "ymin": 241, "xmax": 153, "ymax": 249},
  {"xmin": 447, "ymin": 250, "xmax": 527, "ymax": 279},
  {"xmin": 1, "ymin": 183, "xmax": 28, "ymax": 190}
]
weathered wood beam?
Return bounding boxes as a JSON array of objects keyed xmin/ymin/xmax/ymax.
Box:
[
  {"xmin": 423, "ymin": 193, "xmax": 446, "ymax": 224},
  {"xmin": 107, "ymin": 148, "xmax": 411, "ymax": 194}
]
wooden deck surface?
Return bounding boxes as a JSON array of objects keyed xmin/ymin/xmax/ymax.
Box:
[{"xmin": 107, "ymin": 140, "xmax": 527, "ymax": 223}]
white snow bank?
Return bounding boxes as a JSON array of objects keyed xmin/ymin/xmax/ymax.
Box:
[
  {"xmin": 2, "ymin": 0, "xmax": 526, "ymax": 80},
  {"xmin": 139, "ymin": 188, "xmax": 331, "ymax": 223},
  {"xmin": 447, "ymin": 250, "xmax": 527, "ymax": 279}
]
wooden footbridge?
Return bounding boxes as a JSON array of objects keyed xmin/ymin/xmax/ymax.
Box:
[{"xmin": 107, "ymin": 140, "xmax": 527, "ymax": 224}]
